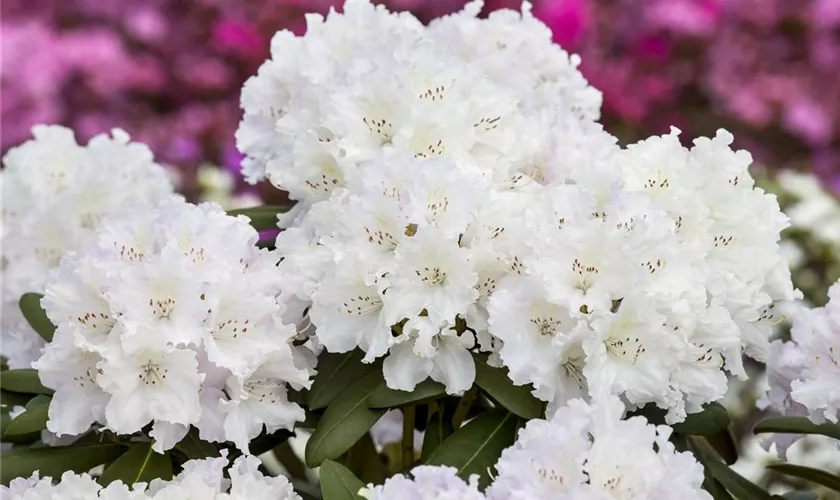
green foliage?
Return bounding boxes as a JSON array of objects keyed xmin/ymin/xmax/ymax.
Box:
[
  {"xmin": 0, "ymin": 369, "xmax": 53, "ymax": 395},
  {"xmin": 767, "ymin": 464, "xmax": 840, "ymax": 493},
  {"xmin": 473, "ymin": 357, "xmax": 543, "ymax": 420},
  {"xmin": 424, "ymin": 408, "xmax": 520, "ymax": 489},
  {"xmin": 173, "ymin": 427, "xmax": 219, "ymax": 460},
  {"xmin": 19, "ymin": 293, "xmax": 56, "ymax": 342},
  {"xmin": 307, "ymin": 350, "xmax": 381, "ymax": 410},
  {"xmin": 754, "ymin": 416, "xmax": 840, "ymax": 440},
  {"xmin": 306, "ymin": 370, "xmax": 386, "ymax": 467},
  {"xmin": 1, "ymin": 444, "xmax": 127, "ymax": 485},
  {"xmin": 319, "ymin": 460, "xmax": 366, "ymax": 500},
  {"xmin": 227, "ymin": 205, "xmax": 290, "ymax": 231},
  {"xmin": 3, "ymin": 394, "xmax": 50, "ymax": 436},
  {"xmin": 99, "ymin": 442, "xmax": 173, "ymax": 486},
  {"xmin": 368, "ymin": 379, "xmax": 445, "ymax": 409}
]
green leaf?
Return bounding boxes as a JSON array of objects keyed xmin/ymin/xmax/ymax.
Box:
[
  {"xmin": 781, "ymin": 492, "xmax": 818, "ymax": 500},
  {"xmin": 0, "ymin": 389, "xmax": 32, "ymax": 411},
  {"xmin": 704, "ymin": 427, "xmax": 739, "ymax": 465},
  {"xmin": 636, "ymin": 402, "xmax": 731, "ymax": 436},
  {"xmin": 473, "ymin": 357, "xmax": 543, "ymax": 420},
  {"xmin": 250, "ymin": 430, "xmax": 293, "ymax": 456},
  {"xmin": 320, "ymin": 460, "xmax": 365, "ymax": 500},
  {"xmin": 174, "ymin": 427, "xmax": 218, "ymax": 460},
  {"xmin": 706, "ymin": 460, "xmax": 774, "ymax": 500},
  {"xmin": 0, "ymin": 412, "xmax": 39, "ymax": 445},
  {"xmin": 274, "ymin": 441, "xmax": 308, "ymax": 481},
  {"xmin": 0, "ymin": 369, "xmax": 53, "ymax": 395},
  {"xmin": 99, "ymin": 442, "xmax": 173, "ymax": 487},
  {"xmin": 305, "ymin": 370, "xmax": 387, "ymax": 468},
  {"xmin": 308, "ymin": 350, "xmax": 380, "ymax": 410},
  {"xmin": 767, "ymin": 463, "xmax": 840, "ymax": 492},
  {"xmin": 19, "ymin": 293, "xmax": 56, "ymax": 342},
  {"xmin": 674, "ymin": 402, "xmax": 731, "ymax": 435},
  {"xmin": 3, "ymin": 394, "xmax": 50, "ymax": 436},
  {"xmin": 339, "ymin": 432, "xmax": 385, "ymax": 485},
  {"xmin": 754, "ymin": 416, "xmax": 840, "ymax": 440},
  {"xmin": 424, "ymin": 408, "xmax": 520, "ymax": 489},
  {"xmin": 1, "ymin": 444, "xmax": 127, "ymax": 485},
  {"xmin": 368, "ymin": 379, "xmax": 445, "ymax": 409},
  {"xmin": 420, "ymin": 409, "xmax": 454, "ymax": 461},
  {"xmin": 227, "ymin": 205, "xmax": 290, "ymax": 231}
]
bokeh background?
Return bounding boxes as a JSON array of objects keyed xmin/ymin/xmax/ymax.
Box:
[{"xmin": 3, "ymin": 0, "xmax": 840, "ymax": 496}]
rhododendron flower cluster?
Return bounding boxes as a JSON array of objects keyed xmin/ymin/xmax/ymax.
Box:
[
  {"xmin": 1, "ymin": 451, "xmax": 301, "ymax": 499},
  {"xmin": 1, "ymin": 125, "xmax": 173, "ymax": 370},
  {"xmin": 242, "ymin": 0, "xmax": 796, "ymax": 423},
  {"xmin": 360, "ymin": 466, "xmax": 485, "ymax": 500},
  {"xmin": 765, "ymin": 281, "xmax": 840, "ymax": 427},
  {"xmin": 32, "ymin": 197, "xmax": 314, "ymax": 453},
  {"xmin": 486, "ymin": 396, "xmax": 710, "ymax": 500}
]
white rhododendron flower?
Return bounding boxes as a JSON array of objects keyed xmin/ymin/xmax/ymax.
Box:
[
  {"xmin": 1, "ymin": 125, "xmax": 173, "ymax": 369},
  {"xmin": 485, "ymin": 396, "xmax": 711, "ymax": 500},
  {"xmin": 32, "ymin": 197, "xmax": 314, "ymax": 453},
  {"xmin": 360, "ymin": 466, "xmax": 484, "ymax": 500},
  {"xmin": 251, "ymin": 0, "xmax": 795, "ymax": 421},
  {"xmin": 0, "ymin": 452, "xmax": 301, "ymax": 499},
  {"xmin": 236, "ymin": 0, "xmax": 601, "ymax": 214},
  {"xmin": 765, "ymin": 281, "xmax": 840, "ymax": 427}
]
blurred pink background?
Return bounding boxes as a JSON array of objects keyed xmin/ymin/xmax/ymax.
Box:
[{"xmin": 2, "ymin": 0, "xmax": 839, "ymax": 197}]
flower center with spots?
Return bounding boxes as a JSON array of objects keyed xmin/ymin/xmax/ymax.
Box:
[
  {"xmin": 341, "ymin": 295, "xmax": 383, "ymax": 316},
  {"xmin": 244, "ymin": 378, "xmax": 284, "ymax": 404},
  {"xmin": 416, "ymin": 266, "xmax": 446, "ymax": 285},
  {"xmin": 139, "ymin": 361, "xmax": 167, "ymax": 386},
  {"xmin": 214, "ymin": 317, "xmax": 250, "ymax": 339}
]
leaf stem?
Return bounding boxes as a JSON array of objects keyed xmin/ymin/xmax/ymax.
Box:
[
  {"xmin": 451, "ymin": 385, "xmax": 478, "ymax": 430},
  {"xmin": 402, "ymin": 405, "xmax": 416, "ymax": 471}
]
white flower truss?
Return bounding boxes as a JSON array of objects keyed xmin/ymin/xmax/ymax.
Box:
[
  {"xmin": 254, "ymin": 0, "xmax": 796, "ymax": 423},
  {"xmin": 485, "ymin": 396, "xmax": 711, "ymax": 500},
  {"xmin": 236, "ymin": 0, "xmax": 603, "ymax": 224},
  {"xmin": 765, "ymin": 281, "xmax": 840, "ymax": 427},
  {"xmin": 31, "ymin": 197, "xmax": 314, "ymax": 453},
  {"xmin": 359, "ymin": 465, "xmax": 485, "ymax": 500},
  {"xmin": 1, "ymin": 125, "xmax": 173, "ymax": 370},
  {"xmin": 0, "ymin": 451, "xmax": 301, "ymax": 499}
]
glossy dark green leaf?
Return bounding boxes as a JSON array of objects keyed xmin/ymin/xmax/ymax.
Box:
[
  {"xmin": 706, "ymin": 460, "xmax": 774, "ymax": 500},
  {"xmin": 174, "ymin": 427, "xmax": 218, "ymax": 460},
  {"xmin": 227, "ymin": 205, "xmax": 290, "ymax": 231},
  {"xmin": 305, "ymin": 370, "xmax": 386, "ymax": 467},
  {"xmin": 3, "ymin": 394, "xmax": 50, "ymax": 436},
  {"xmin": 424, "ymin": 408, "xmax": 520, "ymax": 488},
  {"xmin": 1, "ymin": 444, "xmax": 127, "ymax": 485},
  {"xmin": 0, "ymin": 369, "xmax": 53, "ymax": 395},
  {"xmin": 781, "ymin": 491, "xmax": 819, "ymax": 500},
  {"xmin": 673, "ymin": 402, "xmax": 731, "ymax": 435},
  {"xmin": 320, "ymin": 460, "xmax": 366, "ymax": 500},
  {"xmin": 19, "ymin": 293, "xmax": 56, "ymax": 342},
  {"xmin": 473, "ymin": 357, "xmax": 542, "ymax": 420},
  {"xmin": 249, "ymin": 430, "xmax": 293, "ymax": 456},
  {"xmin": 308, "ymin": 350, "xmax": 381, "ymax": 410},
  {"xmin": 754, "ymin": 416, "xmax": 840, "ymax": 440},
  {"xmin": 420, "ymin": 409, "xmax": 454, "ymax": 461},
  {"xmin": 768, "ymin": 463, "xmax": 840, "ymax": 492},
  {"xmin": 0, "ymin": 390, "xmax": 33, "ymax": 413},
  {"xmin": 339, "ymin": 432, "xmax": 385, "ymax": 485},
  {"xmin": 99, "ymin": 442, "xmax": 173, "ymax": 486},
  {"xmin": 274, "ymin": 441, "xmax": 308, "ymax": 481},
  {"xmin": 368, "ymin": 379, "xmax": 445, "ymax": 409},
  {"xmin": 636, "ymin": 402, "xmax": 730, "ymax": 436},
  {"xmin": 0, "ymin": 412, "xmax": 39, "ymax": 445},
  {"xmin": 704, "ymin": 427, "xmax": 739, "ymax": 465}
]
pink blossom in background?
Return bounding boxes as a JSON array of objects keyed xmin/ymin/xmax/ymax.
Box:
[{"xmin": 2, "ymin": 0, "xmax": 839, "ymax": 194}]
